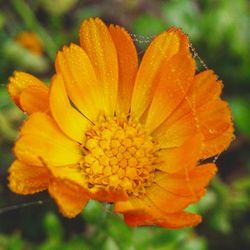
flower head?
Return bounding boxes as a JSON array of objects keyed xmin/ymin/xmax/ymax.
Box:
[
  {"xmin": 8, "ymin": 18, "xmax": 233, "ymax": 228},
  {"xmin": 15, "ymin": 32, "xmax": 43, "ymax": 55}
]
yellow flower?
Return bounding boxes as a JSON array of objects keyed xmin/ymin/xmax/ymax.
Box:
[
  {"xmin": 15, "ymin": 32, "xmax": 43, "ymax": 55},
  {"xmin": 8, "ymin": 18, "xmax": 233, "ymax": 228}
]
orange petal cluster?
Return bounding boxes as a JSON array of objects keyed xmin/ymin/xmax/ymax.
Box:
[{"xmin": 8, "ymin": 18, "xmax": 234, "ymax": 228}]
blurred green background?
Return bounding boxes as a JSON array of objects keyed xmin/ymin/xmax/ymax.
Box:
[{"xmin": 0, "ymin": 0, "xmax": 250, "ymax": 249}]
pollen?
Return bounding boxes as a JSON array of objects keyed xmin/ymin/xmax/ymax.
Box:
[{"xmin": 79, "ymin": 115, "xmax": 159, "ymax": 197}]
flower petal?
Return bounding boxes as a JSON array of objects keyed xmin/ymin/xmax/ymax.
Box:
[
  {"xmin": 191, "ymin": 70, "xmax": 223, "ymax": 108},
  {"xmin": 130, "ymin": 28, "xmax": 188, "ymax": 119},
  {"xmin": 55, "ymin": 44, "xmax": 105, "ymax": 120},
  {"xmin": 114, "ymin": 195, "xmax": 148, "ymax": 214},
  {"xmin": 48, "ymin": 164, "xmax": 88, "ymax": 191},
  {"xmin": 8, "ymin": 71, "xmax": 49, "ymax": 114},
  {"xmin": 145, "ymin": 47, "xmax": 195, "ymax": 133},
  {"xmin": 154, "ymin": 68, "xmax": 233, "ymax": 157},
  {"xmin": 144, "ymin": 164, "xmax": 217, "ymax": 214},
  {"xmin": 155, "ymin": 163, "xmax": 217, "ymax": 197},
  {"xmin": 154, "ymin": 110, "xmax": 197, "ymax": 149},
  {"xmin": 109, "ymin": 24, "xmax": 138, "ymax": 114},
  {"xmin": 145, "ymin": 183, "xmax": 203, "ymax": 214},
  {"xmin": 155, "ymin": 98, "xmax": 233, "ymax": 158},
  {"xmin": 8, "ymin": 160, "xmax": 50, "ymax": 194},
  {"xmin": 90, "ymin": 189, "xmax": 128, "ymax": 203},
  {"xmin": 156, "ymin": 134, "xmax": 202, "ymax": 173},
  {"xmin": 162, "ymin": 70, "xmax": 223, "ymax": 127},
  {"xmin": 49, "ymin": 178, "xmax": 89, "ymax": 218},
  {"xmin": 124, "ymin": 210, "xmax": 202, "ymax": 228},
  {"xmin": 19, "ymin": 85, "xmax": 49, "ymax": 114},
  {"xmin": 156, "ymin": 211, "xmax": 202, "ymax": 228},
  {"xmin": 79, "ymin": 18, "xmax": 118, "ymax": 115},
  {"xmin": 203, "ymin": 127, "xmax": 233, "ymax": 158},
  {"xmin": 115, "ymin": 195, "xmax": 202, "ymax": 228},
  {"xmin": 14, "ymin": 112, "xmax": 82, "ymax": 166},
  {"xmin": 115, "ymin": 196, "xmax": 162, "ymax": 225},
  {"xmin": 50, "ymin": 74, "xmax": 90, "ymax": 143},
  {"xmin": 198, "ymin": 100, "xmax": 233, "ymax": 158}
]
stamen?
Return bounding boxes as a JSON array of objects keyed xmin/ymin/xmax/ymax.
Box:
[{"xmin": 78, "ymin": 114, "xmax": 159, "ymax": 197}]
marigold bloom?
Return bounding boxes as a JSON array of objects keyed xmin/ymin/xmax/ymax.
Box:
[
  {"xmin": 15, "ymin": 32, "xmax": 43, "ymax": 55},
  {"xmin": 8, "ymin": 18, "xmax": 233, "ymax": 228}
]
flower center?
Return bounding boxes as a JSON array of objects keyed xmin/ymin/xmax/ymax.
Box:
[{"xmin": 79, "ymin": 114, "xmax": 158, "ymax": 197}]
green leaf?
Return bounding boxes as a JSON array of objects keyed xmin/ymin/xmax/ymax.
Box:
[
  {"xmin": 180, "ymin": 236, "xmax": 207, "ymax": 250},
  {"xmin": 103, "ymin": 237, "xmax": 119, "ymax": 250},
  {"xmin": 40, "ymin": 0, "xmax": 79, "ymax": 16},
  {"xmin": 230, "ymin": 97, "xmax": 250, "ymax": 137},
  {"xmin": 81, "ymin": 200, "xmax": 104, "ymax": 224},
  {"xmin": 11, "ymin": 0, "xmax": 58, "ymax": 60},
  {"xmin": 43, "ymin": 212, "xmax": 63, "ymax": 241},
  {"xmin": 196, "ymin": 190, "xmax": 217, "ymax": 214},
  {"xmin": 0, "ymin": 13, "xmax": 6, "ymax": 30},
  {"xmin": 0, "ymin": 86, "xmax": 11, "ymax": 109},
  {"xmin": 162, "ymin": 0, "xmax": 201, "ymax": 41},
  {"xmin": 106, "ymin": 214, "xmax": 133, "ymax": 249},
  {"xmin": 3, "ymin": 40, "xmax": 49, "ymax": 73},
  {"xmin": 0, "ymin": 233, "xmax": 25, "ymax": 250},
  {"xmin": 132, "ymin": 14, "xmax": 165, "ymax": 37},
  {"xmin": 209, "ymin": 208, "xmax": 231, "ymax": 234}
]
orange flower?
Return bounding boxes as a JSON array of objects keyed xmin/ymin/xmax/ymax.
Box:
[
  {"xmin": 8, "ymin": 18, "xmax": 233, "ymax": 228},
  {"xmin": 15, "ymin": 32, "xmax": 43, "ymax": 55}
]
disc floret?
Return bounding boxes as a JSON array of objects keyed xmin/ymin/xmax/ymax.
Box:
[{"xmin": 79, "ymin": 114, "xmax": 158, "ymax": 196}]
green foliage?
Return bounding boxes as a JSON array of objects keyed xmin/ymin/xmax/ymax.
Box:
[
  {"xmin": 230, "ymin": 97, "xmax": 250, "ymax": 137},
  {"xmin": 132, "ymin": 14, "xmax": 165, "ymax": 37},
  {"xmin": 40, "ymin": 0, "xmax": 79, "ymax": 16},
  {"xmin": 0, "ymin": 0, "xmax": 250, "ymax": 249},
  {"xmin": 0, "ymin": 233, "xmax": 25, "ymax": 250}
]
